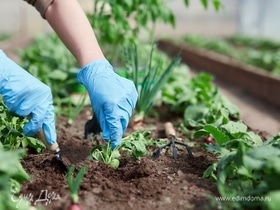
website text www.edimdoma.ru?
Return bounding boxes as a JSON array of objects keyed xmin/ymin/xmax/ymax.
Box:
[{"xmin": 215, "ymin": 195, "xmax": 271, "ymax": 203}]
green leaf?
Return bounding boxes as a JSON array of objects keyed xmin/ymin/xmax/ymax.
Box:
[
  {"xmin": 25, "ymin": 137, "xmax": 46, "ymax": 153},
  {"xmin": 127, "ymin": 42, "xmax": 180, "ymax": 116},
  {"xmin": 221, "ymin": 96, "xmax": 239, "ymax": 118},
  {"xmin": 220, "ymin": 121, "xmax": 247, "ymax": 135},
  {"xmin": 123, "ymin": 0, "xmax": 133, "ymax": 8},
  {"xmin": 204, "ymin": 124, "xmax": 230, "ymax": 145},
  {"xmin": 193, "ymin": 129, "xmax": 209, "ymax": 138},
  {"xmin": 202, "ymin": 163, "xmax": 217, "ymax": 180},
  {"xmin": 242, "ymin": 144, "xmax": 280, "ymax": 171},
  {"xmin": 205, "ymin": 143, "xmax": 230, "ymax": 156},
  {"xmin": 91, "ymin": 144, "xmax": 121, "ymax": 168},
  {"xmin": 67, "ymin": 165, "xmax": 87, "ymax": 203},
  {"xmin": 184, "ymin": 104, "xmax": 209, "ymax": 127},
  {"xmin": 237, "ymin": 166, "xmax": 253, "ymax": 179},
  {"xmin": 243, "ymin": 155, "xmax": 264, "ymax": 170},
  {"xmin": 265, "ymin": 156, "xmax": 280, "ymax": 174},
  {"xmin": 120, "ymin": 130, "xmax": 152, "ymax": 160},
  {"xmin": 109, "ymin": 159, "xmax": 120, "ymax": 168},
  {"xmin": 200, "ymin": 0, "xmax": 208, "ymax": 9},
  {"xmin": 91, "ymin": 145, "xmax": 103, "ymax": 160},
  {"xmin": 247, "ymin": 144, "xmax": 280, "ymax": 160},
  {"xmin": 244, "ymin": 131, "xmax": 263, "ymax": 146},
  {"xmin": 217, "ymin": 151, "xmax": 236, "ymax": 183},
  {"xmin": 21, "ymin": 138, "xmax": 28, "ymax": 148},
  {"xmin": 184, "ymin": 0, "xmax": 189, "ymax": 6},
  {"xmin": 111, "ymin": 149, "xmax": 121, "ymax": 160},
  {"xmin": 9, "ymin": 179, "xmax": 21, "ymax": 194},
  {"xmin": 212, "ymin": 0, "xmax": 222, "ymax": 11}
]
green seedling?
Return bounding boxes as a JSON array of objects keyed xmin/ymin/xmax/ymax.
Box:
[
  {"xmin": 123, "ymin": 42, "xmax": 180, "ymax": 128},
  {"xmin": 121, "ymin": 130, "xmax": 155, "ymax": 160},
  {"xmin": 66, "ymin": 165, "xmax": 87, "ymax": 210},
  {"xmin": 91, "ymin": 143, "xmax": 121, "ymax": 168}
]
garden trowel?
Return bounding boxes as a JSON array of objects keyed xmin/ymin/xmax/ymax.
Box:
[
  {"xmin": 84, "ymin": 115, "xmax": 101, "ymax": 139},
  {"xmin": 38, "ymin": 129, "xmax": 71, "ymax": 172},
  {"xmin": 53, "ymin": 147, "xmax": 71, "ymax": 172}
]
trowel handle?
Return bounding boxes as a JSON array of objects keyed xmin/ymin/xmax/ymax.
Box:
[
  {"xmin": 38, "ymin": 129, "xmax": 59, "ymax": 151},
  {"xmin": 164, "ymin": 122, "xmax": 176, "ymax": 137},
  {"xmin": 27, "ymin": 113, "xmax": 59, "ymax": 151}
]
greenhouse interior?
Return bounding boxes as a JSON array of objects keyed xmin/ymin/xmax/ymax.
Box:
[{"xmin": 1, "ymin": 0, "xmax": 280, "ymax": 209}]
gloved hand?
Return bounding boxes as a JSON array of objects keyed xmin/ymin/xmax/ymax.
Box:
[
  {"xmin": 0, "ymin": 50, "xmax": 57, "ymax": 149},
  {"xmin": 77, "ymin": 59, "xmax": 138, "ymax": 148}
]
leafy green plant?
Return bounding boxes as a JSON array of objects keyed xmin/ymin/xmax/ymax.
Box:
[
  {"xmin": 161, "ymin": 70, "xmax": 239, "ymax": 130},
  {"xmin": 91, "ymin": 143, "xmax": 121, "ymax": 168},
  {"xmin": 204, "ymin": 135, "xmax": 280, "ymax": 210},
  {"xmin": 0, "ymin": 99, "xmax": 46, "ymax": 152},
  {"xmin": 161, "ymin": 64, "xmax": 191, "ymax": 107},
  {"xmin": 66, "ymin": 165, "xmax": 87, "ymax": 209},
  {"xmin": 0, "ymin": 147, "xmax": 31, "ymax": 210},
  {"xmin": 120, "ymin": 130, "xmax": 155, "ymax": 160},
  {"xmin": 193, "ymin": 108, "xmax": 280, "ymax": 209},
  {"xmin": 87, "ymin": 0, "xmax": 221, "ymax": 64}
]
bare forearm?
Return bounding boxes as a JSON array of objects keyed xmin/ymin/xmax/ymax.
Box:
[{"xmin": 24, "ymin": 0, "xmax": 105, "ymax": 67}]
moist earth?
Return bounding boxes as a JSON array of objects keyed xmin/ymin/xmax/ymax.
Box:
[{"xmin": 20, "ymin": 105, "xmax": 219, "ymax": 210}]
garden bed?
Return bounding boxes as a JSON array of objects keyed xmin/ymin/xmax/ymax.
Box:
[
  {"xmin": 19, "ymin": 106, "xmax": 218, "ymax": 210},
  {"xmin": 4, "ymin": 34, "xmax": 279, "ymax": 210},
  {"xmin": 157, "ymin": 39, "xmax": 280, "ymax": 108}
]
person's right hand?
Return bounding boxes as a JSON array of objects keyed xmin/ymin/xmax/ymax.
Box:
[
  {"xmin": 77, "ymin": 59, "xmax": 138, "ymax": 148},
  {"xmin": 0, "ymin": 50, "xmax": 57, "ymax": 149}
]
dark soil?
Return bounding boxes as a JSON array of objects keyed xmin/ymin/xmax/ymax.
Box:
[{"xmin": 20, "ymin": 105, "xmax": 219, "ymax": 210}]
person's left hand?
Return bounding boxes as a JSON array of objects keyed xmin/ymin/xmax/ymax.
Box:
[
  {"xmin": 0, "ymin": 50, "xmax": 57, "ymax": 149},
  {"xmin": 77, "ymin": 59, "xmax": 138, "ymax": 148}
]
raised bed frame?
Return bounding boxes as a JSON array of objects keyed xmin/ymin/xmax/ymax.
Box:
[{"xmin": 158, "ymin": 39, "xmax": 280, "ymax": 108}]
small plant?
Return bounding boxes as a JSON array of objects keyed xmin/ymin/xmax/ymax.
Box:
[
  {"xmin": 91, "ymin": 143, "xmax": 121, "ymax": 168},
  {"xmin": 0, "ymin": 99, "xmax": 46, "ymax": 152},
  {"xmin": 120, "ymin": 130, "xmax": 153, "ymax": 160},
  {"xmin": 123, "ymin": 42, "xmax": 181, "ymax": 129},
  {"xmin": 66, "ymin": 165, "xmax": 87, "ymax": 210}
]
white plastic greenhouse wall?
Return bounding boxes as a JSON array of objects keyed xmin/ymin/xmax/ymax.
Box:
[{"xmin": 0, "ymin": 0, "xmax": 280, "ymax": 40}]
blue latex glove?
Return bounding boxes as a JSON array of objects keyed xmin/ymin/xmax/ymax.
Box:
[
  {"xmin": 77, "ymin": 59, "xmax": 138, "ymax": 148},
  {"xmin": 0, "ymin": 50, "xmax": 57, "ymax": 147}
]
